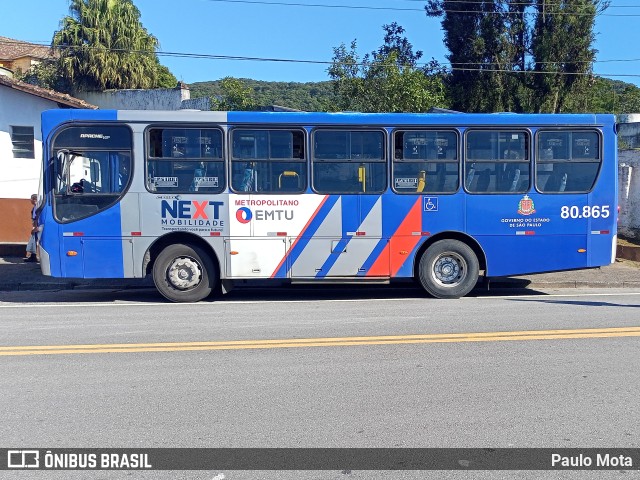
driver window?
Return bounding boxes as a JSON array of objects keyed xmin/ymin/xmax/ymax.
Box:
[{"xmin": 51, "ymin": 125, "xmax": 133, "ymax": 222}]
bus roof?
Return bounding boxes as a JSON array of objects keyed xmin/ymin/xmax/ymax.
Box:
[{"xmin": 42, "ymin": 109, "xmax": 616, "ymax": 130}]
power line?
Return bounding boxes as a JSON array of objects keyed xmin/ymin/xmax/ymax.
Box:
[
  {"xmin": 3, "ymin": 40, "xmax": 640, "ymax": 79},
  {"xmin": 402, "ymin": 0, "xmax": 636, "ymax": 7},
  {"xmin": 4, "ymin": 38, "xmax": 640, "ymax": 68},
  {"xmin": 203, "ymin": 0, "xmax": 640, "ymax": 16}
]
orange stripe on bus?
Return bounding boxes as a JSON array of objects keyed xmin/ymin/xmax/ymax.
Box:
[{"xmin": 367, "ymin": 198, "xmax": 423, "ymax": 277}]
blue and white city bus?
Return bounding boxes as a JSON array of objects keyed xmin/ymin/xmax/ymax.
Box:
[{"xmin": 37, "ymin": 110, "xmax": 618, "ymax": 302}]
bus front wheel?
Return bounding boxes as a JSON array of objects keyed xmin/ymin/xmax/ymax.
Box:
[
  {"xmin": 153, "ymin": 244, "xmax": 217, "ymax": 302},
  {"xmin": 418, "ymin": 240, "xmax": 479, "ymax": 299}
]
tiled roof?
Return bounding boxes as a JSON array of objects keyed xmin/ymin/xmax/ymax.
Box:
[
  {"xmin": 0, "ymin": 75, "xmax": 97, "ymax": 109},
  {"xmin": 0, "ymin": 36, "xmax": 55, "ymax": 61}
]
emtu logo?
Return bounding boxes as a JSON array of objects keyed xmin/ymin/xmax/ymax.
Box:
[{"xmin": 236, "ymin": 207, "xmax": 252, "ymax": 224}]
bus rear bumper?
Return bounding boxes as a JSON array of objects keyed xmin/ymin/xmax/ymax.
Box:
[{"xmin": 612, "ymin": 233, "xmax": 618, "ymax": 264}]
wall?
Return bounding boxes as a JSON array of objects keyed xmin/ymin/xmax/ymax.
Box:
[
  {"xmin": 617, "ymin": 118, "xmax": 640, "ymax": 239},
  {"xmin": 0, "ymin": 198, "xmax": 32, "ymax": 243},
  {"xmin": 0, "ymin": 86, "xmax": 54, "ymax": 244},
  {"xmin": 10, "ymin": 57, "xmax": 38, "ymax": 75},
  {"xmin": 0, "ymin": 86, "xmax": 50, "ymax": 198},
  {"xmin": 618, "ymin": 150, "xmax": 640, "ymax": 240},
  {"xmin": 77, "ymin": 84, "xmax": 194, "ymax": 110}
]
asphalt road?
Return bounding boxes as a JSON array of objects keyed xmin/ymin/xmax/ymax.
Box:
[{"xmin": 1, "ymin": 286, "xmax": 639, "ymax": 480}]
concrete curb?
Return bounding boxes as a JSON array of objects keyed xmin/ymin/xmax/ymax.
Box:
[
  {"xmin": 0, "ymin": 243, "xmax": 27, "ymax": 257},
  {"xmin": 485, "ymin": 279, "xmax": 640, "ymax": 290},
  {"xmin": 617, "ymin": 243, "xmax": 640, "ymax": 262}
]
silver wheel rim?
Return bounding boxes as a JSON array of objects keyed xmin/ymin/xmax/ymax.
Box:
[
  {"xmin": 166, "ymin": 256, "xmax": 202, "ymax": 290},
  {"xmin": 432, "ymin": 252, "xmax": 467, "ymax": 288}
]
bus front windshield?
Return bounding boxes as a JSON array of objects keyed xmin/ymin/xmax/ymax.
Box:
[{"xmin": 50, "ymin": 125, "xmax": 133, "ymax": 223}]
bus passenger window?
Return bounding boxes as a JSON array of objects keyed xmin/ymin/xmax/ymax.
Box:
[
  {"xmin": 312, "ymin": 129, "xmax": 386, "ymax": 194},
  {"xmin": 230, "ymin": 129, "xmax": 306, "ymax": 193},
  {"xmin": 146, "ymin": 128, "xmax": 225, "ymax": 194},
  {"xmin": 536, "ymin": 130, "xmax": 601, "ymax": 193},
  {"xmin": 393, "ymin": 130, "xmax": 459, "ymax": 194},
  {"xmin": 465, "ymin": 130, "xmax": 530, "ymax": 194}
]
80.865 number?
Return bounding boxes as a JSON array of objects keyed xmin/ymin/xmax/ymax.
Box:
[{"xmin": 560, "ymin": 205, "xmax": 610, "ymax": 219}]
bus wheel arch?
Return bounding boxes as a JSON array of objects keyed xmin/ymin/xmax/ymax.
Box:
[
  {"xmin": 414, "ymin": 232, "xmax": 485, "ymax": 299},
  {"xmin": 146, "ymin": 233, "xmax": 220, "ymax": 302}
]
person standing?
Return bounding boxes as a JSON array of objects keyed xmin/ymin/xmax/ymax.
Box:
[{"xmin": 24, "ymin": 194, "xmax": 38, "ymax": 263}]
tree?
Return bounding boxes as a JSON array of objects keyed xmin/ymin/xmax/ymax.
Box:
[
  {"xmin": 211, "ymin": 77, "xmax": 258, "ymax": 111},
  {"xmin": 426, "ymin": 0, "xmax": 492, "ymax": 112},
  {"xmin": 52, "ymin": 0, "xmax": 175, "ymax": 91},
  {"xmin": 374, "ymin": 22, "xmax": 423, "ymax": 68},
  {"xmin": 426, "ymin": 0, "xmax": 608, "ymax": 113},
  {"xmin": 328, "ymin": 24, "xmax": 446, "ymax": 112},
  {"xmin": 529, "ymin": 0, "xmax": 602, "ymax": 112},
  {"xmin": 17, "ymin": 59, "xmax": 72, "ymax": 93},
  {"xmin": 155, "ymin": 60, "xmax": 178, "ymax": 89}
]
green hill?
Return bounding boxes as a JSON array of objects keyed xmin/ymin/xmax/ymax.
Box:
[
  {"xmin": 189, "ymin": 77, "xmax": 640, "ymax": 113},
  {"xmin": 189, "ymin": 78, "xmax": 337, "ymax": 112}
]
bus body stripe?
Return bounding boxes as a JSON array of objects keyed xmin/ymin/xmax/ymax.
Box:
[
  {"xmin": 357, "ymin": 238, "xmax": 390, "ymax": 277},
  {"xmin": 363, "ymin": 196, "xmax": 422, "ymax": 276},
  {"xmin": 389, "ymin": 198, "xmax": 424, "ymax": 276},
  {"xmin": 271, "ymin": 195, "xmax": 337, "ymax": 278},
  {"xmin": 314, "ymin": 237, "xmax": 349, "ymax": 278}
]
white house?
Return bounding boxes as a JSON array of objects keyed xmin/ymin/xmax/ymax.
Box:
[{"xmin": 0, "ymin": 74, "xmax": 95, "ymax": 243}]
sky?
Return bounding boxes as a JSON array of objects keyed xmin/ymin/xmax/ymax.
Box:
[{"xmin": 3, "ymin": 0, "xmax": 640, "ymax": 87}]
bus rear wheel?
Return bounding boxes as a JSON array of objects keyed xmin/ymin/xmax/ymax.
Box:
[
  {"xmin": 418, "ymin": 239, "xmax": 479, "ymax": 299},
  {"xmin": 153, "ymin": 244, "xmax": 217, "ymax": 302}
]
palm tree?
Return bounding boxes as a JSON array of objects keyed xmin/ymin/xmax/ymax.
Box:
[{"xmin": 53, "ymin": 0, "xmax": 167, "ymax": 91}]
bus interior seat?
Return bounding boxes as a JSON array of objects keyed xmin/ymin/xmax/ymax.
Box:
[
  {"xmin": 475, "ymin": 169, "xmax": 491, "ymax": 192},
  {"xmin": 435, "ymin": 164, "xmax": 447, "ymax": 191},
  {"xmin": 559, "ymin": 173, "xmax": 568, "ymax": 192},
  {"xmin": 177, "ymin": 173, "xmax": 194, "ymax": 191},
  {"xmin": 509, "ymin": 168, "xmax": 521, "ymax": 192},
  {"xmin": 544, "ymin": 170, "xmax": 568, "ymax": 192},
  {"xmin": 465, "ymin": 165, "xmax": 476, "ymax": 189}
]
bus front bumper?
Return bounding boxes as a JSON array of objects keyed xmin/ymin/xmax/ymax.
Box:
[{"xmin": 39, "ymin": 246, "xmax": 51, "ymax": 276}]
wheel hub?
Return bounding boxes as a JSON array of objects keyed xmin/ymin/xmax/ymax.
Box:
[
  {"xmin": 167, "ymin": 257, "xmax": 202, "ymax": 290},
  {"xmin": 434, "ymin": 255, "xmax": 464, "ymax": 285}
]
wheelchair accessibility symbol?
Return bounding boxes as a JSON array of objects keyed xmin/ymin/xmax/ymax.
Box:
[{"xmin": 423, "ymin": 197, "xmax": 438, "ymax": 212}]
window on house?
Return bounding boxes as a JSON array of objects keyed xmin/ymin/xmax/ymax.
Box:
[{"xmin": 11, "ymin": 126, "xmax": 35, "ymax": 159}]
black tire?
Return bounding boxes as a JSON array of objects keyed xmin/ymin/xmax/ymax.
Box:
[
  {"xmin": 418, "ymin": 239, "xmax": 479, "ymax": 299},
  {"xmin": 152, "ymin": 243, "xmax": 217, "ymax": 303}
]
